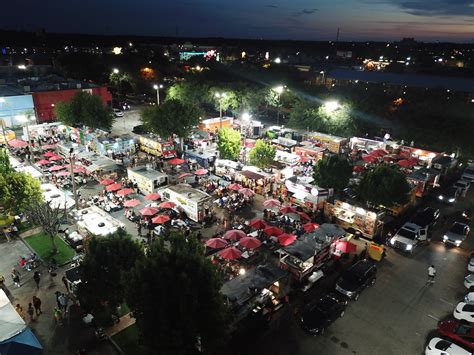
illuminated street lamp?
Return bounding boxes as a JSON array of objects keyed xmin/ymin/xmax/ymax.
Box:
[
  {"xmin": 153, "ymin": 84, "xmax": 164, "ymax": 105},
  {"xmin": 215, "ymin": 92, "xmax": 227, "ymax": 129},
  {"xmin": 273, "ymin": 85, "xmax": 285, "ymax": 126},
  {"xmin": 112, "ymin": 68, "xmax": 119, "ymax": 74},
  {"xmin": 323, "ymin": 100, "xmax": 340, "ymax": 113},
  {"xmin": 320, "ymin": 71, "xmax": 325, "ymax": 83}
]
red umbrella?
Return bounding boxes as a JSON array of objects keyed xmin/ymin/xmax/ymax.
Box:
[
  {"xmin": 49, "ymin": 165, "xmax": 65, "ymax": 172},
  {"xmin": 140, "ymin": 207, "xmax": 158, "ymax": 216},
  {"xmin": 223, "ymin": 229, "xmax": 247, "ymax": 241},
  {"xmin": 123, "ymin": 199, "xmax": 141, "ymax": 208},
  {"xmin": 383, "ymin": 156, "xmax": 395, "ymax": 162},
  {"xmin": 398, "ymin": 159, "xmax": 415, "ymax": 168},
  {"xmin": 249, "ymin": 218, "xmax": 267, "ymax": 230},
  {"xmin": 194, "ymin": 168, "xmax": 209, "ymax": 175},
  {"xmin": 263, "ymin": 226, "xmax": 284, "ymax": 237},
  {"xmin": 238, "ymin": 188, "xmax": 255, "ymax": 197},
  {"xmin": 370, "ymin": 149, "xmax": 388, "ymax": 157},
  {"xmin": 335, "ymin": 241, "xmax": 357, "ymax": 254},
  {"xmin": 106, "ymin": 183, "xmax": 122, "ymax": 192},
  {"xmin": 100, "ymin": 179, "xmax": 115, "ymax": 186},
  {"xmin": 73, "ymin": 167, "xmax": 86, "ymax": 174},
  {"xmin": 37, "ymin": 159, "xmax": 50, "ymax": 165},
  {"xmin": 362, "ymin": 155, "xmax": 377, "ymax": 164},
  {"xmin": 144, "ymin": 193, "xmax": 161, "ymax": 201},
  {"xmin": 8, "ymin": 139, "xmax": 27, "ymax": 148},
  {"xmin": 159, "ymin": 201, "xmax": 176, "ymax": 209},
  {"xmin": 239, "ymin": 237, "xmax": 261, "ymax": 250},
  {"xmin": 298, "ymin": 212, "xmax": 311, "ymax": 222},
  {"xmin": 43, "ymin": 151, "xmax": 56, "ymax": 157},
  {"xmin": 56, "ymin": 170, "xmax": 70, "ymax": 177},
  {"xmin": 152, "ymin": 214, "xmax": 171, "ymax": 224},
  {"xmin": 168, "ymin": 158, "xmax": 185, "ymax": 165},
  {"xmin": 219, "ymin": 247, "xmax": 242, "ymax": 260},
  {"xmin": 303, "ymin": 222, "xmax": 320, "ymax": 233},
  {"xmin": 299, "ymin": 155, "xmax": 309, "ymax": 163},
  {"xmin": 280, "ymin": 206, "xmax": 297, "ymax": 214},
  {"xmin": 178, "ymin": 173, "xmax": 192, "ymax": 179},
  {"xmin": 263, "ymin": 199, "xmax": 281, "ymax": 209},
  {"xmin": 228, "ymin": 183, "xmax": 243, "ymax": 191},
  {"xmin": 205, "ymin": 238, "xmax": 228, "ymax": 249},
  {"xmin": 278, "ymin": 233, "xmax": 297, "ymax": 246},
  {"xmin": 117, "ymin": 188, "xmax": 134, "ymax": 197},
  {"xmin": 353, "ymin": 165, "xmax": 365, "ymax": 173},
  {"xmin": 49, "ymin": 155, "xmax": 62, "ymax": 161}
]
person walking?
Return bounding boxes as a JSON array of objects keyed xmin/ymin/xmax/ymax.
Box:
[
  {"xmin": 32, "ymin": 296, "xmax": 42, "ymax": 316},
  {"xmin": 11, "ymin": 268, "xmax": 21, "ymax": 287},
  {"xmin": 15, "ymin": 304, "xmax": 24, "ymax": 319},
  {"xmin": 427, "ymin": 265, "xmax": 436, "ymax": 284},
  {"xmin": 58, "ymin": 293, "xmax": 69, "ymax": 313},
  {"xmin": 27, "ymin": 303, "xmax": 35, "ymax": 322},
  {"xmin": 33, "ymin": 271, "xmax": 40, "ymax": 289},
  {"xmin": 62, "ymin": 275, "xmax": 69, "ymax": 292}
]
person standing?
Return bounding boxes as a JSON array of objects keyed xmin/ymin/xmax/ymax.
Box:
[
  {"xmin": 427, "ymin": 265, "xmax": 436, "ymax": 284},
  {"xmin": 15, "ymin": 304, "xmax": 24, "ymax": 319},
  {"xmin": 33, "ymin": 271, "xmax": 41, "ymax": 289},
  {"xmin": 11, "ymin": 268, "xmax": 21, "ymax": 287},
  {"xmin": 62, "ymin": 275, "xmax": 69, "ymax": 292},
  {"xmin": 27, "ymin": 303, "xmax": 35, "ymax": 322},
  {"xmin": 58, "ymin": 293, "xmax": 69, "ymax": 313},
  {"xmin": 32, "ymin": 296, "xmax": 42, "ymax": 316}
]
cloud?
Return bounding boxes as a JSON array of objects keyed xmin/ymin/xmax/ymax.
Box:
[
  {"xmin": 293, "ymin": 8, "xmax": 318, "ymax": 16},
  {"xmin": 264, "ymin": 4, "xmax": 278, "ymax": 8},
  {"xmin": 368, "ymin": 0, "xmax": 474, "ymax": 16}
]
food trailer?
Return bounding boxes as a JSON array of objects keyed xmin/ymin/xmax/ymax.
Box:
[
  {"xmin": 138, "ymin": 135, "xmax": 176, "ymax": 158},
  {"xmin": 237, "ymin": 167, "xmax": 272, "ymax": 196},
  {"xmin": 199, "ymin": 117, "xmax": 234, "ymax": 133},
  {"xmin": 271, "ymin": 137, "xmax": 297, "ymax": 152},
  {"xmin": 184, "ymin": 149, "xmax": 217, "ymax": 169},
  {"xmin": 127, "ymin": 166, "xmax": 169, "ymax": 195},
  {"xmin": 304, "ymin": 131, "xmax": 348, "ymax": 154},
  {"xmin": 161, "ymin": 184, "xmax": 212, "ymax": 222},
  {"xmin": 95, "ymin": 136, "xmax": 136, "ymax": 156},
  {"xmin": 275, "ymin": 150, "xmax": 299, "ymax": 166},
  {"xmin": 294, "ymin": 145, "xmax": 325, "ymax": 162},
  {"xmin": 285, "ymin": 176, "xmax": 331, "ymax": 209},
  {"xmin": 214, "ymin": 159, "xmax": 242, "ymax": 180}
]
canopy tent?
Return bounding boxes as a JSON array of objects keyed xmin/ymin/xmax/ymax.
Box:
[
  {"xmin": 0, "ymin": 328, "xmax": 43, "ymax": 355},
  {"xmin": 0, "ymin": 290, "xmax": 26, "ymax": 342}
]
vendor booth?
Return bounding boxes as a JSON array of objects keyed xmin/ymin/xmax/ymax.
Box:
[
  {"xmin": 23, "ymin": 122, "xmax": 64, "ymax": 141},
  {"xmin": 72, "ymin": 206, "xmax": 125, "ymax": 237},
  {"xmin": 161, "ymin": 184, "xmax": 212, "ymax": 222},
  {"xmin": 285, "ymin": 176, "xmax": 331, "ymax": 209},
  {"xmin": 87, "ymin": 155, "xmax": 120, "ymax": 181},
  {"xmin": 41, "ymin": 183, "xmax": 75, "ymax": 209},
  {"xmin": 198, "ymin": 117, "xmax": 234, "ymax": 132},
  {"xmin": 275, "ymin": 150, "xmax": 299, "ymax": 166},
  {"xmin": 237, "ymin": 167, "xmax": 272, "ymax": 196},
  {"xmin": 184, "ymin": 149, "xmax": 216, "ymax": 169},
  {"xmin": 350, "ymin": 137, "xmax": 387, "ymax": 153},
  {"xmin": 127, "ymin": 166, "xmax": 168, "ymax": 195},
  {"xmin": 304, "ymin": 131, "xmax": 348, "ymax": 154},
  {"xmin": 95, "ymin": 136, "xmax": 135, "ymax": 156},
  {"xmin": 324, "ymin": 200, "xmax": 384, "ymax": 239},
  {"xmin": 294, "ymin": 145, "xmax": 325, "ymax": 162},
  {"xmin": 137, "ymin": 135, "xmax": 176, "ymax": 158},
  {"xmin": 214, "ymin": 159, "xmax": 242, "ymax": 180},
  {"xmin": 407, "ymin": 167, "xmax": 440, "ymax": 197},
  {"xmin": 271, "ymin": 137, "xmax": 297, "ymax": 152}
]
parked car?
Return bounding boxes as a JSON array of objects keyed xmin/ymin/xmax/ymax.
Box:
[
  {"xmin": 443, "ymin": 222, "xmax": 470, "ymax": 247},
  {"xmin": 465, "ymin": 292, "xmax": 474, "ymax": 304},
  {"xmin": 454, "ymin": 180, "xmax": 470, "ymax": 196},
  {"xmin": 468, "ymin": 254, "xmax": 474, "ymax": 273},
  {"xmin": 465, "ymin": 275, "xmax": 474, "ymax": 290},
  {"xmin": 461, "ymin": 163, "xmax": 474, "ymax": 183},
  {"xmin": 132, "ymin": 125, "xmax": 146, "ymax": 134},
  {"xmin": 390, "ymin": 222, "xmax": 429, "ymax": 253},
  {"xmin": 454, "ymin": 302, "xmax": 474, "ymax": 323},
  {"xmin": 113, "ymin": 108, "xmax": 124, "ymax": 117},
  {"xmin": 438, "ymin": 320, "xmax": 474, "ymax": 351},
  {"xmin": 412, "ymin": 207, "xmax": 440, "ymax": 227},
  {"xmin": 425, "ymin": 337, "xmax": 471, "ymax": 355},
  {"xmin": 438, "ymin": 187, "xmax": 460, "ymax": 204},
  {"xmin": 335, "ymin": 259, "xmax": 377, "ymax": 300},
  {"xmin": 299, "ymin": 294, "xmax": 347, "ymax": 335}
]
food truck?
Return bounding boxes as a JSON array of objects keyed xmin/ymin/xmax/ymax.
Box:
[
  {"xmin": 214, "ymin": 159, "xmax": 242, "ymax": 180},
  {"xmin": 275, "ymin": 150, "xmax": 299, "ymax": 166},
  {"xmin": 285, "ymin": 176, "xmax": 331, "ymax": 209},
  {"xmin": 95, "ymin": 136, "xmax": 135, "ymax": 156},
  {"xmin": 184, "ymin": 149, "xmax": 217, "ymax": 169},
  {"xmin": 198, "ymin": 117, "xmax": 234, "ymax": 133},
  {"xmin": 127, "ymin": 166, "xmax": 169, "ymax": 195},
  {"xmin": 294, "ymin": 145, "xmax": 325, "ymax": 162},
  {"xmin": 271, "ymin": 137, "xmax": 297, "ymax": 152},
  {"xmin": 304, "ymin": 131, "xmax": 348, "ymax": 154},
  {"xmin": 138, "ymin": 135, "xmax": 176, "ymax": 158},
  {"xmin": 161, "ymin": 184, "xmax": 212, "ymax": 222}
]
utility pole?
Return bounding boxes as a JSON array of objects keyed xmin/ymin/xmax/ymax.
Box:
[{"xmin": 69, "ymin": 149, "xmax": 79, "ymax": 209}]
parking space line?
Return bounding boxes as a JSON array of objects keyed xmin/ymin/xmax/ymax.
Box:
[
  {"xmin": 426, "ymin": 314, "xmax": 440, "ymax": 321},
  {"xmin": 439, "ymin": 298, "xmax": 454, "ymax": 307}
]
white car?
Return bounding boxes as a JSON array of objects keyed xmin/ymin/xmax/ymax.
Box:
[
  {"xmin": 425, "ymin": 337, "xmax": 471, "ymax": 355},
  {"xmin": 443, "ymin": 222, "xmax": 470, "ymax": 247},
  {"xmin": 469, "ymin": 254, "xmax": 474, "ymax": 273},
  {"xmin": 465, "ymin": 292, "xmax": 474, "ymax": 304},
  {"xmin": 464, "ymin": 274, "xmax": 474, "ymax": 290},
  {"xmin": 113, "ymin": 108, "xmax": 124, "ymax": 117},
  {"xmin": 454, "ymin": 302, "xmax": 474, "ymax": 322}
]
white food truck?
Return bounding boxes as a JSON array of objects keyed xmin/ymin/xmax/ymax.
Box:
[{"xmin": 160, "ymin": 184, "xmax": 212, "ymax": 222}]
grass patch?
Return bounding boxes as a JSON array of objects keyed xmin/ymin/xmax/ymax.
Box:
[
  {"xmin": 24, "ymin": 232, "xmax": 76, "ymax": 265},
  {"xmin": 112, "ymin": 324, "xmax": 149, "ymax": 355},
  {"xmin": 18, "ymin": 221, "xmax": 33, "ymax": 233}
]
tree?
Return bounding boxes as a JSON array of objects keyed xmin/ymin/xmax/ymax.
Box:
[
  {"xmin": 125, "ymin": 232, "xmax": 229, "ymax": 355},
  {"xmin": 24, "ymin": 201, "xmax": 66, "ymax": 255},
  {"xmin": 358, "ymin": 164, "xmax": 411, "ymax": 207},
  {"xmin": 217, "ymin": 127, "xmax": 241, "ymax": 161},
  {"xmin": 55, "ymin": 91, "xmax": 115, "ymax": 130},
  {"xmin": 248, "ymin": 139, "xmax": 276, "ymax": 169},
  {"xmin": 78, "ymin": 231, "xmax": 143, "ymax": 322},
  {"xmin": 109, "ymin": 71, "xmax": 134, "ymax": 97},
  {"xmin": 167, "ymin": 81, "xmax": 210, "ymax": 107},
  {"xmin": 313, "ymin": 155, "xmax": 352, "ymax": 190},
  {"xmin": 0, "ymin": 171, "xmax": 42, "ymax": 214},
  {"xmin": 141, "ymin": 99, "xmax": 203, "ymax": 150},
  {"xmin": 0, "ymin": 148, "xmax": 12, "ymax": 175}
]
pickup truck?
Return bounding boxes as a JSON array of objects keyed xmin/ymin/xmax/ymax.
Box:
[{"xmin": 389, "ymin": 207, "xmax": 439, "ymax": 254}]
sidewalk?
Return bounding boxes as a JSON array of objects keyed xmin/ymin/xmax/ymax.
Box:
[{"xmin": 105, "ymin": 313, "xmax": 136, "ymax": 337}]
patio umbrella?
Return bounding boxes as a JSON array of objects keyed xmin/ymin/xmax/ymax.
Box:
[
  {"xmin": 37, "ymin": 159, "xmax": 50, "ymax": 165},
  {"xmin": 263, "ymin": 226, "xmax": 284, "ymax": 237},
  {"xmin": 41, "ymin": 144, "xmax": 57, "ymax": 150},
  {"xmin": 398, "ymin": 159, "xmax": 415, "ymax": 168},
  {"xmin": 73, "ymin": 167, "xmax": 86, "ymax": 174},
  {"xmin": 49, "ymin": 155, "xmax": 62, "ymax": 161},
  {"xmin": 335, "ymin": 241, "xmax": 357, "ymax": 254},
  {"xmin": 56, "ymin": 170, "xmax": 70, "ymax": 177},
  {"xmin": 238, "ymin": 188, "xmax": 255, "ymax": 197},
  {"xmin": 370, "ymin": 149, "xmax": 388, "ymax": 157},
  {"xmin": 49, "ymin": 165, "xmax": 65, "ymax": 172},
  {"xmin": 298, "ymin": 212, "xmax": 311, "ymax": 222},
  {"xmin": 152, "ymin": 214, "xmax": 171, "ymax": 224},
  {"xmin": 219, "ymin": 247, "xmax": 242, "ymax": 260},
  {"xmin": 144, "ymin": 193, "xmax": 161, "ymax": 201},
  {"xmin": 263, "ymin": 199, "xmax": 281, "ymax": 209},
  {"xmin": 159, "ymin": 201, "xmax": 176, "ymax": 209},
  {"xmin": 278, "ymin": 233, "xmax": 297, "ymax": 246},
  {"xmin": 239, "ymin": 237, "xmax": 261, "ymax": 250},
  {"xmin": 8, "ymin": 139, "xmax": 27, "ymax": 148},
  {"xmin": 123, "ymin": 199, "xmax": 141, "ymax": 208},
  {"xmin": 362, "ymin": 155, "xmax": 377, "ymax": 164},
  {"xmin": 383, "ymin": 156, "xmax": 395, "ymax": 163},
  {"xmin": 303, "ymin": 222, "xmax": 320, "ymax": 233},
  {"xmin": 106, "ymin": 183, "xmax": 122, "ymax": 192},
  {"xmin": 43, "ymin": 151, "xmax": 55, "ymax": 157},
  {"xmin": 353, "ymin": 165, "xmax": 365, "ymax": 173},
  {"xmin": 168, "ymin": 158, "xmax": 185, "ymax": 165},
  {"xmin": 249, "ymin": 218, "xmax": 267, "ymax": 230},
  {"xmin": 223, "ymin": 229, "xmax": 247, "ymax": 241},
  {"xmin": 117, "ymin": 188, "xmax": 134, "ymax": 197},
  {"xmin": 228, "ymin": 183, "xmax": 243, "ymax": 191},
  {"xmin": 100, "ymin": 179, "xmax": 115, "ymax": 186},
  {"xmin": 194, "ymin": 168, "xmax": 209, "ymax": 175},
  {"xmin": 299, "ymin": 155, "xmax": 309, "ymax": 163},
  {"xmin": 280, "ymin": 206, "xmax": 297, "ymax": 214},
  {"xmin": 205, "ymin": 238, "xmax": 228, "ymax": 249},
  {"xmin": 140, "ymin": 207, "xmax": 158, "ymax": 216},
  {"xmin": 178, "ymin": 173, "xmax": 192, "ymax": 179}
]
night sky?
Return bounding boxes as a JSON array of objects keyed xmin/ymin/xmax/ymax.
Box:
[{"xmin": 3, "ymin": 0, "xmax": 473, "ymax": 41}]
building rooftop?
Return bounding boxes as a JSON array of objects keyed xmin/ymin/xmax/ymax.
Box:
[
  {"xmin": 164, "ymin": 184, "xmax": 211, "ymax": 202},
  {"xmin": 128, "ymin": 166, "xmax": 168, "ymax": 180}
]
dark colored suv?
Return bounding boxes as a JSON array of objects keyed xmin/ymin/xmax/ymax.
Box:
[{"xmin": 335, "ymin": 260, "xmax": 377, "ymax": 300}]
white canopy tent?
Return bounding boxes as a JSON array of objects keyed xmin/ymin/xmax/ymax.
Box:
[{"xmin": 0, "ymin": 289, "xmax": 26, "ymax": 342}]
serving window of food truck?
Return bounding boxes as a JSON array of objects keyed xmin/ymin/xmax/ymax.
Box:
[
  {"xmin": 304, "ymin": 132, "xmax": 348, "ymax": 154},
  {"xmin": 127, "ymin": 166, "xmax": 169, "ymax": 195},
  {"xmin": 138, "ymin": 135, "xmax": 176, "ymax": 158},
  {"xmin": 294, "ymin": 146, "xmax": 325, "ymax": 162}
]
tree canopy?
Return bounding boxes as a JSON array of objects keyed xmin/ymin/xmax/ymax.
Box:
[
  {"xmin": 0, "ymin": 171, "xmax": 42, "ymax": 214},
  {"xmin": 124, "ymin": 232, "xmax": 229, "ymax": 355},
  {"xmin": 55, "ymin": 91, "xmax": 115, "ymax": 130},
  {"xmin": 0, "ymin": 148, "xmax": 12, "ymax": 175},
  {"xmin": 248, "ymin": 140, "xmax": 276, "ymax": 169},
  {"xmin": 217, "ymin": 127, "xmax": 241, "ymax": 161},
  {"xmin": 358, "ymin": 164, "xmax": 411, "ymax": 207},
  {"xmin": 313, "ymin": 155, "xmax": 352, "ymax": 190}
]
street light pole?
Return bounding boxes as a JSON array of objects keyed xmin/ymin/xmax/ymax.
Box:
[
  {"xmin": 215, "ymin": 92, "xmax": 227, "ymax": 129},
  {"xmin": 153, "ymin": 84, "xmax": 163, "ymax": 105}
]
